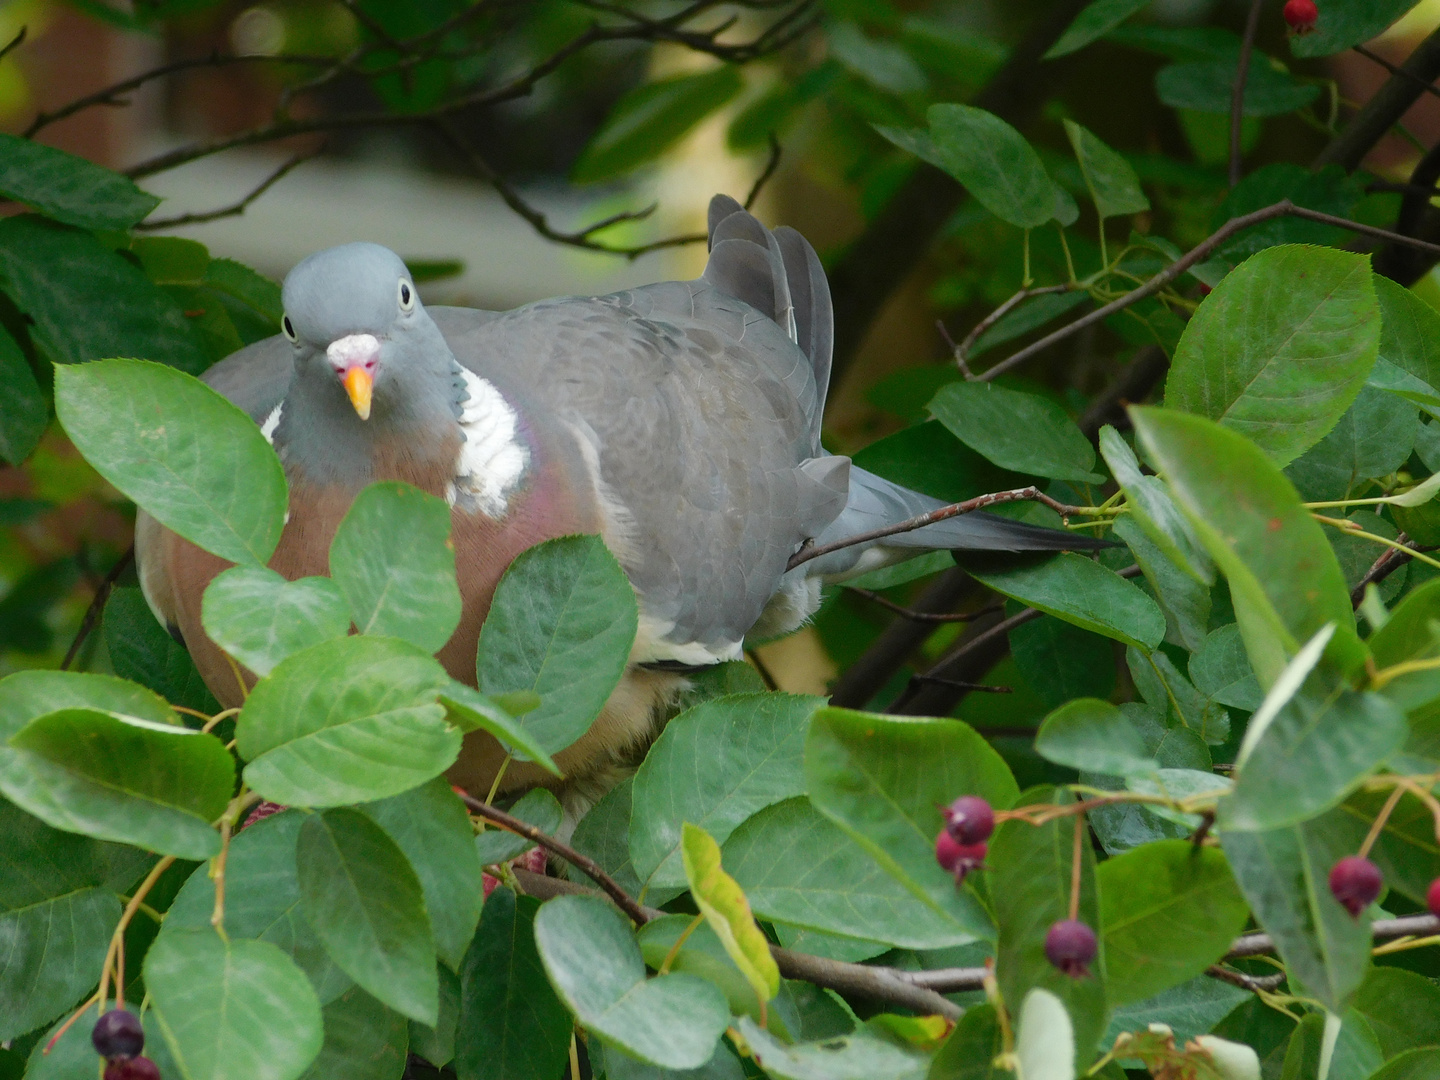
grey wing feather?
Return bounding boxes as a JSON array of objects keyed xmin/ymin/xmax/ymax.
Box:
[{"xmin": 199, "ymin": 335, "xmax": 294, "ymax": 421}]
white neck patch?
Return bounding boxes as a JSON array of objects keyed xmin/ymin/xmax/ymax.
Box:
[
  {"xmin": 447, "ymin": 367, "xmax": 527, "ymax": 518},
  {"xmin": 260, "ymin": 402, "xmax": 283, "ymax": 445}
]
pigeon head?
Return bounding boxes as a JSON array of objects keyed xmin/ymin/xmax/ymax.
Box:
[{"xmin": 280, "ymin": 242, "xmax": 452, "ymax": 424}]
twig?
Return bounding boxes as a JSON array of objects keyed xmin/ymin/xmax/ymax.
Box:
[
  {"xmin": 1317, "ymin": 26, "xmax": 1440, "ymax": 171},
  {"xmin": 940, "ymin": 284, "xmax": 1074, "ymax": 379},
  {"xmin": 977, "ymin": 201, "xmax": 1440, "ymax": 382},
  {"xmin": 787, "ymin": 486, "xmax": 1088, "ymax": 571},
  {"xmin": 511, "ymin": 869, "xmax": 963, "ymax": 1019},
  {"xmin": 847, "ymin": 589, "xmax": 1002, "ymax": 624},
  {"xmin": 744, "ymin": 133, "xmax": 784, "ymax": 210},
  {"xmin": 61, "ymin": 546, "xmax": 133, "ymax": 671},
  {"xmin": 459, "ymin": 792, "xmax": 651, "ymax": 926},
  {"xmin": 908, "ymin": 674, "xmax": 1012, "ymax": 694},
  {"xmin": 1351, "ymin": 43, "xmax": 1440, "ymax": 107},
  {"xmin": 1230, "ymin": 0, "xmax": 1265, "ymax": 187},
  {"xmin": 134, "ymin": 148, "xmax": 322, "ymax": 230},
  {"xmin": 0, "ymin": 26, "xmax": 25, "ymax": 65},
  {"xmin": 1204, "ymin": 965, "xmax": 1286, "ymax": 993},
  {"xmin": 1350, "ymin": 533, "xmax": 1417, "ymax": 607}
]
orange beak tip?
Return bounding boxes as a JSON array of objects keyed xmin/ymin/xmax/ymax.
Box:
[{"xmin": 343, "ymin": 368, "xmax": 373, "ymax": 420}]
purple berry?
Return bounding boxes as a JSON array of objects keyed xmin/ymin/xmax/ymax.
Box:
[
  {"xmin": 1427, "ymin": 877, "xmax": 1440, "ymax": 919},
  {"xmin": 943, "ymin": 796, "xmax": 995, "ymax": 845},
  {"xmin": 1329, "ymin": 856, "xmax": 1383, "ymax": 917},
  {"xmin": 105, "ymin": 1056, "xmax": 161, "ymax": 1080},
  {"xmin": 92, "ymin": 1009, "xmax": 144, "ymax": 1060},
  {"xmin": 935, "ymin": 831, "xmax": 987, "ymax": 882},
  {"xmin": 1044, "ymin": 919, "xmax": 1097, "ymax": 978}
]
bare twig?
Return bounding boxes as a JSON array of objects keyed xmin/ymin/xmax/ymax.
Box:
[
  {"xmin": 1317, "ymin": 26, "xmax": 1440, "ymax": 172},
  {"xmin": 908, "ymin": 674, "xmax": 1012, "ymax": 694},
  {"xmin": 1205, "ymin": 965, "xmax": 1287, "ymax": 993},
  {"xmin": 134, "ymin": 148, "xmax": 322, "ymax": 230},
  {"xmin": 459, "ymin": 792, "xmax": 651, "ymax": 926},
  {"xmin": 744, "ymin": 133, "xmax": 784, "ymax": 210},
  {"xmin": 1230, "ymin": 0, "xmax": 1265, "ymax": 187},
  {"xmin": 1350, "ymin": 532, "xmax": 1419, "ymax": 607},
  {"xmin": 0, "ymin": 26, "xmax": 26, "ymax": 65},
  {"xmin": 978, "ymin": 201, "xmax": 1440, "ymax": 382},
  {"xmin": 940, "ymin": 284, "xmax": 1074, "ymax": 378},
  {"xmin": 787, "ymin": 486, "xmax": 1087, "ymax": 571},
  {"xmin": 846, "ymin": 589, "xmax": 1002, "ymax": 624},
  {"xmin": 1352, "ymin": 43, "xmax": 1440, "ymax": 107},
  {"xmin": 61, "ymin": 546, "xmax": 134, "ymax": 671}
]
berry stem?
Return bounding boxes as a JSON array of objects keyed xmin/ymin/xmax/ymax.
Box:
[
  {"xmin": 211, "ymin": 787, "xmax": 260, "ymax": 942},
  {"xmin": 97, "ymin": 856, "xmax": 175, "ymax": 1015},
  {"xmin": 1359, "ymin": 784, "xmax": 1407, "ymax": 859},
  {"xmin": 42, "ymin": 991, "xmax": 100, "ymax": 1055},
  {"xmin": 658, "ymin": 913, "xmax": 705, "ymax": 975},
  {"xmin": 1069, "ymin": 813, "xmax": 1084, "ymax": 922}
]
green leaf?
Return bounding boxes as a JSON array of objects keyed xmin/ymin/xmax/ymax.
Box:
[
  {"xmin": 804, "ymin": 707, "xmax": 1019, "ymax": 941},
  {"xmin": 1189, "ymin": 624, "xmax": 1264, "ymax": 711},
  {"xmin": 329, "ymin": 481, "xmax": 462, "ymax": 653},
  {"xmin": 105, "ymin": 585, "xmax": 220, "ymax": 715},
  {"xmin": 1290, "ymin": 0, "xmax": 1419, "ymax": 57},
  {"xmin": 1156, "ymin": 59, "xmax": 1320, "ymax": 116},
  {"xmin": 681, "ymin": 823, "xmax": 780, "ymax": 1006},
  {"xmin": 201, "ymin": 568, "xmax": 350, "ymax": 677},
  {"xmin": 593, "ymin": 1039, "xmax": 747, "ymax": 1080},
  {"xmin": 928, "ymin": 382, "xmax": 1103, "ymax": 483},
  {"xmin": 132, "ymin": 236, "xmax": 210, "ymax": 283},
  {"xmin": 455, "ymin": 888, "xmax": 571, "ymax": 1080},
  {"xmin": 54, "ymin": 358, "xmax": 287, "ymax": 566},
  {"xmin": 1045, "ymin": 0, "xmax": 1151, "ymax": 58},
  {"xmin": 733, "ymin": 1017, "xmax": 931, "ymax": 1080},
  {"xmin": 1222, "ymin": 819, "xmax": 1372, "ymax": 1013},
  {"xmin": 358, "ymin": 778, "xmax": 484, "ymax": 972},
  {"xmin": 1098, "ymin": 426, "xmax": 1213, "ymax": 586},
  {"xmin": 0, "ymin": 216, "xmax": 208, "ymax": 373},
  {"xmin": 928, "ymin": 1003, "xmax": 1007, "ymax": 1080},
  {"xmin": 970, "ymin": 291, "xmax": 1091, "ymax": 361},
  {"xmin": 477, "ymin": 535, "xmax": 638, "ymax": 757},
  {"xmin": 1131, "ymin": 407, "xmax": 1360, "ymax": 687},
  {"xmin": 629, "ymin": 692, "xmax": 820, "ymax": 890},
  {"xmin": 1221, "ymin": 681, "xmax": 1406, "ymax": 832},
  {"xmin": 1374, "ymin": 273, "xmax": 1440, "ymax": 390},
  {"xmin": 146, "ymin": 929, "xmax": 324, "ymax": 1080},
  {"xmin": 1367, "ymin": 1049, "xmax": 1440, "ymax": 1080},
  {"xmin": 1167, "ymin": 246, "xmax": 1379, "ymax": 466},
  {"xmin": 1352, "ymin": 968, "xmax": 1440, "ymax": 1058},
  {"xmin": 473, "ymin": 785, "xmax": 562, "ymax": 866},
  {"xmin": 722, "ymin": 796, "xmax": 968, "ymax": 949},
  {"xmin": 298, "ymin": 986, "xmax": 410, "ymax": 1080},
  {"xmin": 27, "ymin": 1004, "xmax": 181, "ymax": 1080},
  {"xmin": 573, "ymin": 67, "xmax": 744, "ymax": 183},
  {"xmin": 203, "ymin": 257, "xmax": 283, "ymax": 326},
  {"xmin": 1097, "ymin": 840, "xmax": 1248, "ymax": 1006},
  {"xmin": 1286, "ymin": 387, "xmax": 1417, "ymax": 504},
  {"xmin": 962, "ymin": 553, "xmax": 1165, "ymax": 651},
  {"xmin": 0, "ymin": 133, "xmax": 159, "ymax": 229},
  {"xmin": 410, "ymin": 965, "xmax": 460, "ymax": 1070},
  {"xmin": 1113, "ymin": 518, "xmax": 1212, "ymax": 653},
  {"xmin": 636, "ymin": 914, "xmax": 778, "ymax": 1026},
  {"xmin": 0, "ymin": 325, "xmax": 45, "ymax": 465},
  {"xmin": 297, "ymin": 807, "xmax": 439, "ymax": 1025},
  {"xmin": 163, "ymin": 809, "xmax": 352, "ymax": 1004},
  {"xmin": 989, "ymin": 787, "xmax": 1106, "ymax": 1061},
  {"xmin": 0, "ymin": 797, "xmax": 121, "ymax": 1040},
  {"xmin": 1063, "ymin": 120, "xmax": 1149, "ymax": 218},
  {"xmin": 1035, "ymin": 698, "xmax": 1156, "ymax": 776},
  {"xmin": 925, "ymin": 104, "xmax": 1060, "ymax": 229},
  {"xmin": 829, "ymin": 22, "xmax": 927, "ymax": 94},
  {"xmin": 3, "ymin": 707, "xmax": 232, "ymax": 859},
  {"xmin": 1011, "ymin": 613, "xmax": 1117, "ymax": 708},
  {"xmin": 439, "ymin": 683, "xmax": 559, "ymax": 774},
  {"xmin": 571, "ymin": 778, "xmax": 652, "ymax": 904},
  {"xmin": 237, "ymin": 636, "xmax": 458, "ymax": 807},
  {"xmin": 533, "ymin": 895, "xmax": 729, "ymax": 1070}
]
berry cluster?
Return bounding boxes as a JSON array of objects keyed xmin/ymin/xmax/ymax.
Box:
[
  {"xmin": 92, "ymin": 1010, "xmax": 161, "ymax": 1080},
  {"xmin": 934, "ymin": 796, "xmax": 993, "ymax": 883}
]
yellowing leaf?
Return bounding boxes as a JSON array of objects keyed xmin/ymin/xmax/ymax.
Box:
[{"xmin": 680, "ymin": 822, "xmax": 779, "ymax": 1008}]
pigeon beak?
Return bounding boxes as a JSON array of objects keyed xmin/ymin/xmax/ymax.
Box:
[{"xmin": 327, "ymin": 334, "xmax": 379, "ymax": 420}]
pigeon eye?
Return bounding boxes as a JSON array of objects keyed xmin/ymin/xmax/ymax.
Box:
[
  {"xmin": 398, "ymin": 280, "xmax": 415, "ymax": 312},
  {"xmin": 281, "ymin": 315, "xmax": 297, "ymax": 343}
]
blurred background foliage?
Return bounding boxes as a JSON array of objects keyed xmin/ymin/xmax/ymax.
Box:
[{"xmin": 4, "ymin": 0, "xmax": 1440, "ymax": 792}]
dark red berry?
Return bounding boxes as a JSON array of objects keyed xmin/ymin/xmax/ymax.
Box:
[
  {"xmin": 1329, "ymin": 856, "xmax": 1383, "ymax": 917},
  {"xmin": 1283, "ymin": 0, "xmax": 1317, "ymax": 34},
  {"xmin": 1044, "ymin": 919, "xmax": 1097, "ymax": 978},
  {"xmin": 943, "ymin": 796, "xmax": 995, "ymax": 845},
  {"xmin": 105, "ymin": 1056, "xmax": 161, "ymax": 1080},
  {"xmin": 1425, "ymin": 877, "xmax": 1440, "ymax": 919},
  {"xmin": 935, "ymin": 832, "xmax": 987, "ymax": 882},
  {"xmin": 92, "ymin": 1009, "xmax": 144, "ymax": 1060}
]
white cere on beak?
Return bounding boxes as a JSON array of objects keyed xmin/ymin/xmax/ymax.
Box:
[{"xmin": 327, "ymin": 333, "xmax": 380, "ymax": 370}]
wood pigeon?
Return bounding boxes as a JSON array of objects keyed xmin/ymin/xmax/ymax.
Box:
[{"xmin": 135, "ymin": 194, "xmax": 1096, "ymax": 804}]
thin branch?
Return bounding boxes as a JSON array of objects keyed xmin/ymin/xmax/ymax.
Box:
[
  {"xmin": 1230, "ymin": 0, "xmax": 1265, "ymax": 187},
  {"xmin": 744, "ymin": 133, "xmax": 784, "ymax": 210},
  {"xmin": 940, "ymin": 284, "xmax": 1074, "ymax": 379},
  {"xmin": 60, "ymin": 546, "xmax": 133, "ymax": 671},
  {"xmin": 459, "ymin": 792, "xmax": 651, "ymax": 925},
  {"xmin": 1317, "ymin": 26, "xmax": 1440, "ymax": 171},
  {"xmin": 787, "ymin": 486, "xmax": 1088, "ymax": 571},
  {"xmin": 1205, "ymin": 964, "xmax": 1287, "ymax": 993},
  {"xmin": 512, "ymin": 869, "xmax": 963, "ymax": 1019},
  {"xmin": 134, "ymin": 148, "xmax": 322, "ymax": 230},
  {"xmin": 846, "ymin": 589, "xmax": 1002, "ymax": 624},
  {"xmin": 978, "ymin": 201, "xmax": 1440, "ymax": 382},
  {"xmin": 1352, "ymin": 43, "xmax": 1440, "ymax": 106},
  {"xmin": 1350, "ymin": 533, "xmax": 1419, "ymax": 607},
  {"xmin": 0, "ymin": 26, "xmax": 26, "ymax": 65},
  {"xmin": 908, "ymin": 674, "xmax": 1013, "ymax": 694}
]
